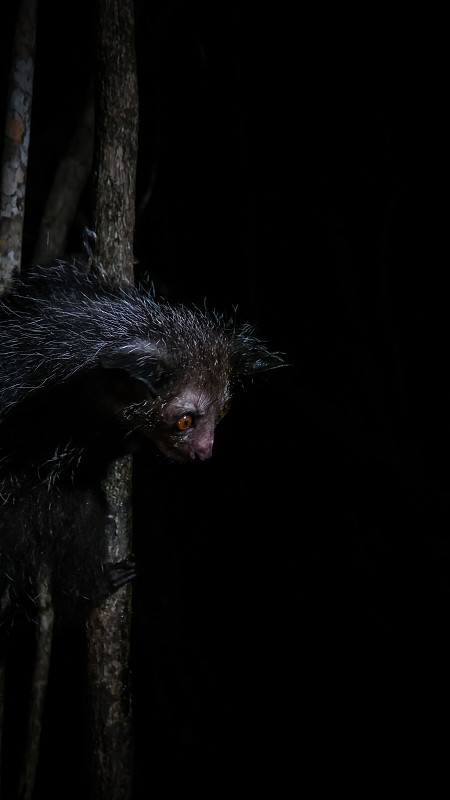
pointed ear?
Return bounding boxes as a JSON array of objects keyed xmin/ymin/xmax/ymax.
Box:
[
  {"xmin": 231, "ymin": 323, "xmax": 286, "ymax": 376},
  {"xmin": 101, "ymin": 345, "xmax": 167, "ymax": 395},
  {"xmin": 238, "ymin": 353, "xmax": 285, "ymax": 374},
  {"xmin": 234, "ymin": 341, "xmax": 285, "ymax": 375}
]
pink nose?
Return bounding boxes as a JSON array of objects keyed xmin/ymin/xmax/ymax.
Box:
[{"xmin": 195, "ymin": 442, "xmax": 214, "ymax": 461}]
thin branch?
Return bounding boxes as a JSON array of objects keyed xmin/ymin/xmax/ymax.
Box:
[
  {"xmin": 18, "ymin": 573, "xmax": 55, "ymax": 800},
  {"xmin": 32, "ymin": 81, "xmax": 95, "ymax": 263}
]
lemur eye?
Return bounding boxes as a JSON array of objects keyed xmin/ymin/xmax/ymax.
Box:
[
  {"xmin": 176, "ymin": 414, "xmax": 193, "ymax": 431},
  {"xmin": 219, "ymin": 403, "xmax": 229, "ymax": 418}
]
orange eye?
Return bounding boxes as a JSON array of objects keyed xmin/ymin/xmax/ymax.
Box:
[
  {"xmin": 176, "ymin": 414, "xmax": 193, "ymax": 431},
  {"xmin": 219, "ymin": 403, "xmax": 229, "ymax": 418}
]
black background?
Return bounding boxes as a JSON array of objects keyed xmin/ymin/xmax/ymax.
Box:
[{"xmin": 1, "ymin": 2, "xmax": 448, "ymax": 795}]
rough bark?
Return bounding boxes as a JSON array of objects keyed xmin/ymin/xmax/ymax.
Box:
[
  {"xmin": 85, "ymin": 1, "xmax": 139, "ymax": 798},
  {"xmin": 91, "ymin": 0, "xmax": 139, "ymax": 283},
  {"xmin": 86, "ymin": 459, "xmax": 134, "ymax": 800},
  {"xmin": 0, "ymin": 3, "xmax": 38, "ymax": 796},
  {"xmin": 0, "ymin": 0, "xmax": 37, "ymax": 290}
]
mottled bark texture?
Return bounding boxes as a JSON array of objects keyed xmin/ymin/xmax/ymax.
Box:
[
  {"xmin": 91, "ymin": 0, "xmax": 139, "ymax": 283},
  {"xmin": 0, "ymin": 0, "xmax": 37, "ymax": 291},
  {"xmin": 85, "ymin": 1, "xmax": 138, "ymax": 799},
  {"xmin": 86, "ymin": 459, "xmax": 134, "ymax": 800},
  {"xmin": 0, "ymin": 4, "xmax": 38, "ymax": 796}
]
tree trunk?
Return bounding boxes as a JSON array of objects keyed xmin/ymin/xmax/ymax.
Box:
[
  {"xmin": 85, "ymin": 1, "xmax": 139, "ymax": 799},
  {"xmin": 0, "ymin": 0, "xmax": 37, "ymax": 290},
  {"xmin": 86, "ymin": 460, "xmax": 134, "ymax": 800},
  {"xmin": 91, "ymin": 0, "xmax": 139, "ymax": 283},
  {"xmin": 0, "ymin": 3, "xmax": 38, "ymax": 795}
]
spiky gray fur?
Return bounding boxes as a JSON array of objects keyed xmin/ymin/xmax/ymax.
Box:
[
  {"xmin": 0, "ymin": 260, "xmax": 277, "ymax": 420},
  {"xmin": 0, "ymin": 260, "xmax": 281, "ymax": 626}
]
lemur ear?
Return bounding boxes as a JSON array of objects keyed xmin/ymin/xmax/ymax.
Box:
[
  {"xmin": 231, "ymin": 325, "xmax": 285, "ymax": 375},
  {"xmin": 101, "ymin": 346, "xmax": 167, "ymax": 395},
  {"xmin": 235, "ymin": 346, "xmax": 285, "ymax": 375}
]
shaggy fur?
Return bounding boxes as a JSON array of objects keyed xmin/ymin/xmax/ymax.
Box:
[{"xmin": 0, "ymin": 260, "xmax": 281, "ymax": 627}]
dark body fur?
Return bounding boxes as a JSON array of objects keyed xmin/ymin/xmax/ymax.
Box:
[{"xmin": 0, "ymin": 261, "xmax": 280, "ymax": 628}]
